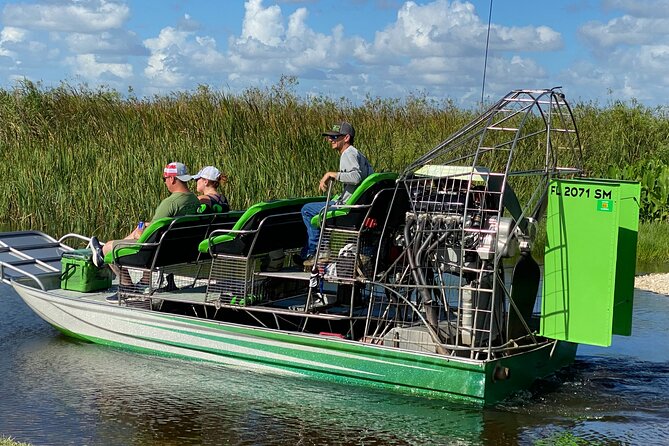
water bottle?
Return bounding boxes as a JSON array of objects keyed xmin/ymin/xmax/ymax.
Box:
[{"xmin": 137, "ymin": 221, "xmax": 145, "ymax": 236}]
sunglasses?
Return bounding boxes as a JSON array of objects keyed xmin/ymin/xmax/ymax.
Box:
[{"xmin": 327, "ymin": 134, "xmax": 343, "ymax": 142}]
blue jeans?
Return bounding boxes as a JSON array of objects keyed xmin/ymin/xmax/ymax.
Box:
[{"xmin": 301, "ymin": 200, "xmax": 334, "ymax": 258}]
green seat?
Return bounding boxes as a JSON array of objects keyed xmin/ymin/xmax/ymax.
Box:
[
  {"xmin": 307, "ymin": 172, "xmax": 408, "ymax": 279},
  {"xmin": 199, "ymin": 197, "xmax": 323, "ymax": 256},
  {"xmin": 310, "ymin": 172, "xmax": 399, "ymax": 229},
  {"xmin": 107, "ymin": 211, "xmax": 243, "ymax": 269}
]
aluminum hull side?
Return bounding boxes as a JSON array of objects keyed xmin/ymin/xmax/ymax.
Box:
[{"xmin": 11, "ymin": 281, "xmax": 577, "ymax": 404}]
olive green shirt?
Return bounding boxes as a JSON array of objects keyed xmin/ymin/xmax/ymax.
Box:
[{"xmin": 151, "ymin": 192, "xmax": 200, "ymax": 221}]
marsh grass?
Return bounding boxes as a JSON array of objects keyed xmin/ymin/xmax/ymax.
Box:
[
  {"xmin": 0, "ymin": 437, "xmax": 31, "ymax": 446},
  {"xmin": 1, "ymin": 80, "xmax": 668, "ymax": 262},
  {"xmin": 637, "ymin": 221, "xmax": 669, "ymax": 270},
  {"xmin": 0, "ymin": 81, "xmax": 469, "ymax": 239}
]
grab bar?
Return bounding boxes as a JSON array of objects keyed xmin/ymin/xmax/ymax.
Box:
[{"xmin": 0, "ymin": 261, "xmax": 47, "ymax": 291}]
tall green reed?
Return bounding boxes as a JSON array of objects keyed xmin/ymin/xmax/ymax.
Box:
[{"xmin": 0, "ymin": 80, "xmax": 666, "ymax": 243}]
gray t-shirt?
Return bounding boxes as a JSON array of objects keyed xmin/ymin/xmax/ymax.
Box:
[{"xmin": 336, "ymin": 145, "xmax": 373, "ymax": 203}]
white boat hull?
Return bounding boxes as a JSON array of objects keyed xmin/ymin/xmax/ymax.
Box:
[{"xmin": 10, "ymin": 280, "xmax": 578, "ymax": 404}]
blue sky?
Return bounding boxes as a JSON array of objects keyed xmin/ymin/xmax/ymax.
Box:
[{"xmin": 1, "ymin": 0, "xmax": 668, "ymax": 107}]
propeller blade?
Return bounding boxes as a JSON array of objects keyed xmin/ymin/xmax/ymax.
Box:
[{"xmin": 507, "ymin": 253, "xmax": 541, "ymax": 341}]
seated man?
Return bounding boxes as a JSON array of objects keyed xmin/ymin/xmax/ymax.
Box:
[
  {"xmin": 298, "ymin": 121, "xmax": 373, "ymax": 269},
  {"xmin": 89, "ymin": 161, "xmax": 201, "ymax": 267}
]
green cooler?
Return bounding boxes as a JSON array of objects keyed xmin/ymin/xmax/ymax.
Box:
[{"xmin": 60, "ymin": 248, "xmax": 112, "ymax": 292}]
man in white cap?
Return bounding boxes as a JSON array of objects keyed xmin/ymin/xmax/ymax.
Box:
[{"xmin": 89, "ymin": 161, "xmax": 201, "ymax": 267}]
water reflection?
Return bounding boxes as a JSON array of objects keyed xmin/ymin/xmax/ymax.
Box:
[
  {"xmin": 4, "ymin": 336, "xmax": 488, "ymax": 445},
  {"xmin": 1, "ymin": 286, "xmax": 668, "ymax": 445}
]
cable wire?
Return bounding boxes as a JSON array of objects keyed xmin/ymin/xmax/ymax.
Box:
[{"xmin": 481, "ymin": 0, "xmax": 494, "ymax": 106}]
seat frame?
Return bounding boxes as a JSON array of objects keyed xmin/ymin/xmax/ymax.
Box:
[{"xmin": 107, "ymin": 212, "xmax": 242, "ymax": 299}]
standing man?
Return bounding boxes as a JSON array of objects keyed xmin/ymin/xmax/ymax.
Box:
[
  {"xmin": 90, "ymin": 161, "xmax": 201, "ymax": 267},
  {"xmin": 298, "ymin": 121, "xmax": 373, "ymax": 268}
]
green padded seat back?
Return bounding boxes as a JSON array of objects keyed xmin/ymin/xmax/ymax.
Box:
[
  {"xmin": 106, "ymin": 211, "xmax": 242, "ymax": 268},
  {"xmin": 199, "ymin": 197, "xmax": 322, "ymax": 256},
  {"xmin": 310, "ymin": 172, "xmax": 399, "ymax": 228}
]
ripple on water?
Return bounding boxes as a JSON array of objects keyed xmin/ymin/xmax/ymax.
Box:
[
  {"xmin": 1, "ymin": 286, "xmax": 668, "ymax": 445},
  {"xmin": 492, "ymin": 356, "xmax": 669, "ymax": 445}
]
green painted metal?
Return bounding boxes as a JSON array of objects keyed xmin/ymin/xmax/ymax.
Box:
[
  {"xmin": 199, "ymin": 197, "xmax": 321, "ymax": 252},
  {"xmin": 604, "ymin": 180, "xmax": 640, "ymax": 336},
  {"xmin": 310, "ymin": 172, "xmax": 398, "ymax": 227},
  {"xmin": 15, "ymin": 277, "xmax": 580, "ymax": 405},
  {"xmin": 51, "ymin": 306, "xmax": 576, "ymax": 405},
  {"xmin": 150, "ymin": 314, "xmax": 488, "ymax": 400},
  {"xmin": 542, "ymin": 179, "xmax": 639, "ymax": 346},
  {"xmin": 483, "ymin": 341, "xmax": 578, "ymax": 404}
]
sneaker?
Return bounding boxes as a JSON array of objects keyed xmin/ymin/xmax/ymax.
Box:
[
  {"xmin": 157, "ymin": 273, "xmax": 177, "ymax": 292},
  {"xmin": 105, "ymin": 294, "xmax": 120, "ymax": 303},
  {"xmin": 302, "ymin": 254, "xmax": 316, "ymax": 271},
  {"xmin": 304, "ymin": 251, "xmax": 331, "ymax": 269},
  {"xmin": 291, "ymin": 254, "xmax": 305, "ymax": 267},
  {"xmin": 89, "ymin": 236, "xmax": 105, "ymax": 268}
]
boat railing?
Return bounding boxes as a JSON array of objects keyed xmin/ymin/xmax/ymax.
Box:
[
  {"xmin": 0, "ymin": 261, "xmax": 48, "ymax": 291},
  {"xmin": 0, "ymin": 230, "xmax": 72, "ymax": 290},
  {"xmin": 59, "ymin": 233, "xmax": 92, "ymax": 246}
]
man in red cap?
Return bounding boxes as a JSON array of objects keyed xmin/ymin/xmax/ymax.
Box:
[{"xmin": 89, "ymin": 161, "xmax": 200, "ymax": 267}]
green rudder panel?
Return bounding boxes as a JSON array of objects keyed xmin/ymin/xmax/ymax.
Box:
[
  {"xmin": 541, "ymin": 179, "xmax": 637, "ymax": 347},
  {"xmin": 590, "ymin": 179, "xmax": 640, "ymax": 336}
]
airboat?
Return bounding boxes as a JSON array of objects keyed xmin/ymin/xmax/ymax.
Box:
[{"xmin": 0, "ymin": 89, "xmax": 639, "ymax": 404}]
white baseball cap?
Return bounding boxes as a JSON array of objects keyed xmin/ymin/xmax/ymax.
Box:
[{"xmin": 191, "ymin": 166, "xmax": 221, "ymax": 181}]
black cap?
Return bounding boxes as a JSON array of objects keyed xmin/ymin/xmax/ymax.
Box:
[{"xmin": 322, "ymin": 121, "xmax": 355, "ymax": 139}]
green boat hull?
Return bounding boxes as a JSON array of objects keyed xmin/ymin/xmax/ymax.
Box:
[{"xmin": 14, "ymin": 280, "xmax": 577, "ymax": 405}]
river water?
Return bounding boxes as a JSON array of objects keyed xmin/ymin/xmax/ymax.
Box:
[{"xmin": 1, "ymin": 285, "xmax": 668, "ymax": 446}]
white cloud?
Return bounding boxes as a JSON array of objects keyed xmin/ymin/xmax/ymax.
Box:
[
  {"xmin": 361, "ymin": 0, "xmax": 561, "ymax": 63},
  {"xmin": 606, "ymin": 45, "xmax": 669, "ymax": 91},
  {"xmin": 570, "ymin": 4, "xmax": 669, "ymax": 103},
  {"xmin": 65, "ymin": 30, "xmax": 147, "ymax": 55},
  {"xmin": 0, "ymin": 26, "xmax": 51, "ymax": 66},
  {"xmin": 1, "ymin": 26, "xmax": 27, "ymax": 44},
  {"xmin": 0, "ymin": 47, "xmax": 14, "ymax": 59},
  {"xmin": 241, "ymin": 0, "xmax": 285, "ymax": 46},
  {"xmin": 0, "ymin": 0, "xmax": 568, "ymax": 103},
  {"xmin": 493, "ymin": 25, "xmax": 562, "ymax": 51},
  {"xmin": 178, "ymin": 14, "xmax": 201, "ymax": 32},
  {"xmin": 634, "ymin": 45, "xmax": 669, "ymax": 77},
  {"xmin": 69, "ymin": 53, "xmax": 132, "ymax": 79},
  {"xmin": 144, "ymin": 27, "xmax": 192, "ymax": 87},
  {"xmin": 229, "ymin": 0, "xmax": 351, "ymax": 78},
  {"xmin": 5, "ymin": 0, "xmax": 666, "ymax": 106},
  {"xmin": 603, "ymin": 0, "xmax": 669, "ymax": 18},
  {"xmin": 2, "ymin": 0, "xmax": 130, "ymax": 33},
  {"xmin": 143, "ymin": 27, "xmax": 227, "ymax": 88},
  {"xmin": 579, "ymin": 16, "xmax": 669, "ymax": 49},
  {"xmin": 0, "ymin": 26, "xmax": 24, "ymax": 58},
  {"xmin": 0, "ymin": 1, "xmax": 139, "ymax": 85}
]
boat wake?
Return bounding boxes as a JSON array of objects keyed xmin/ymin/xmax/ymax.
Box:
[{"xmin": 494, "ymin": 357, "xmax": 669, "ymax": 444}]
